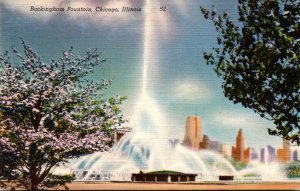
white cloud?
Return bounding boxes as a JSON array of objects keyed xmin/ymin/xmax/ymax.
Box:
[
  {"xmin": 217, "ymin": 113, "xmax": 249, "ymax": 128},
  {"xmin": 171, "ymin": 80, "xmax": 212, "ymax": 101},
  {"xmin": 214, "ymin": 111, "xmax": 270, "ymax": 129}
]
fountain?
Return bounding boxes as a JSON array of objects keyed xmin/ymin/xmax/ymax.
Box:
[{"xmin": 60, "ymin": 0, "xmax": 287, "ymax": 182}]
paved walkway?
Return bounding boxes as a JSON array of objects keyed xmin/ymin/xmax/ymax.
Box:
[{"xmin": 63, "ymin": 182, "xmax": 300, "ymax": 190}]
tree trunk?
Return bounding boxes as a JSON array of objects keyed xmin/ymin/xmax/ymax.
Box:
[
  {"xmin": 28, "ymin": 164, "xmax": 41, "ymax": 191},
  {"xmin": 28, "ymin": 175, "xmax": 42, "ymax": 191}
]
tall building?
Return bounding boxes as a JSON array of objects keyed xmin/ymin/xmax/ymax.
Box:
[
  {"xmin": 276, "ymin": 139, "xmax": 291, "ymax": 163},
  {"xmin": 231, "ymin": 129, "xmax": 250, "ymax": 163},
  {"xmin": 219, "ymin": 144, "xmax": 228, "ymax": 157},
  {"xmin": 182, "ymin": 116, "xmax": 202, "ymax": 150},
  {"xmin": 250, "ymin": 147, "xmax": 258, "ymax": 161},
  {"xmin": 293, "ymin": 146, "xmax": 300, "ymax": 161},
  {"xmin": 199, "ymin": 135, "xmax": 219, "ymax": 152},
  {"xmin": 292, "ymin": 150, "xmax": 299, "ymax": 162},
  {"xmin": 260, "ymin": 145, "xmax": 276, "ymax": 164}
]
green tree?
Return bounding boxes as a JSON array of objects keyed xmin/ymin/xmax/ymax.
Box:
[
  {"xmin": 286, "ymin": 162, "xmax": 300, "ymax": 178},
  {"xmin": 0, "ymin": 41, "xmax": 126, "ymax": 190},
  {"xmin": 200, "ymin": 0, "xmax": 300, "ymax": 144}
]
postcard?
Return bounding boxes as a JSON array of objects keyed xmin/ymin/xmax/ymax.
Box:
[{"xmin": 0, "ymin": 0, "xmax": 299, "ymax": 190}]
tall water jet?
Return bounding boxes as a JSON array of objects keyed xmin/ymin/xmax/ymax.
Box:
[{"xmin": 141, "ymin": 0, "xmax": 151, "ymax": 96}]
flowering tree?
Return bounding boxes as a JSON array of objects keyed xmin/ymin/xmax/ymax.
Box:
[{"xmin": 0, "ymin": 41, "xmax": 125, "ymax": 190}]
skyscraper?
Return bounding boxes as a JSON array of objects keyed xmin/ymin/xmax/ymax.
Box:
[
  {"xmin": 292, "ymin": 150, "xmax": 299, "ymax": 162},
  {"xmin": 250, "ymin": 147, "xmax": 258, "ymax": 161},
  {"xmin": 276, "ymin": 139, "xmax": 291, "ymax": 163},
  {"xmin": 231, "ymin": 129, "xmax": 250, "ymax": 163},
  {"xmin": 219, "ymin": 144, "xmax": 228, "ymax": 157},
  {"xmin": 260, "ymin": 145, "xmax": 276, "ymax": 164},
  {"xmin": 182, "ymin": 116, "xmax": 202, "ymax": 150},
  {"xmin": 199, "ymin": 134, "xmax": 219, "ymax": 152}
]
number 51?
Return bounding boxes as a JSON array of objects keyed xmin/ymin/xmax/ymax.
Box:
[{"xmin": 160, "ymin": 6, "xmax": 166, "ymax": 11}]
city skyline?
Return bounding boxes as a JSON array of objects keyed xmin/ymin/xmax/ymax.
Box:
[{"xmin": 181, "ymin": 115, "xmax": 300, "ymax": 163}]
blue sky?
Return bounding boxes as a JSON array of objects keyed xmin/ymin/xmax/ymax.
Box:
[{"xmin": 0, "ymin": 0, "xmax": 286, "ymax": 151}]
